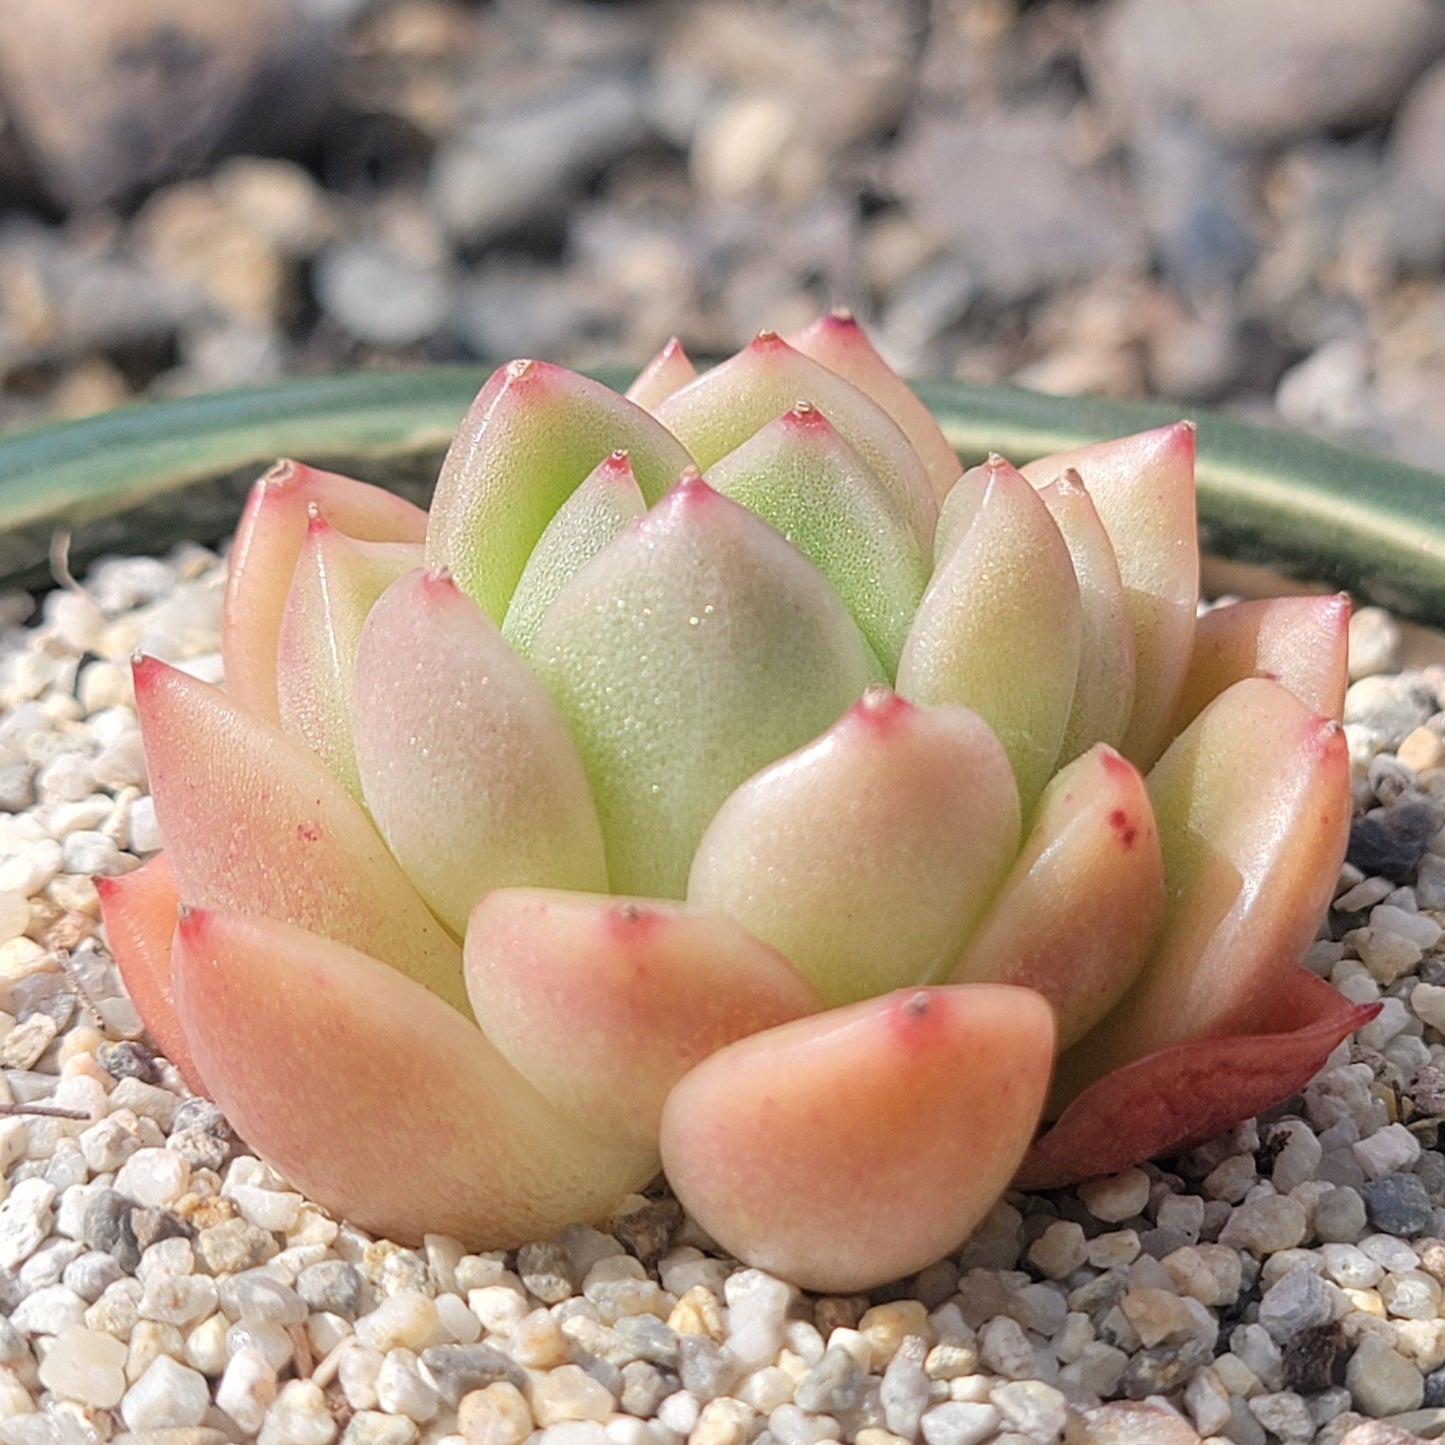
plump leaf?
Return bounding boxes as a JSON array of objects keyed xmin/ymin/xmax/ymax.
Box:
[
  {"xmin": 223, "ymin": 461, "xmax": 427, "ymax": 723},
  {"xmin": 94, "ymin": 853, "xmax": 205, "ymax": 1093},
  {"xmin": 530, "ymin": 475, "xmax": 878, "ymax": 899},
  {"xmin": 655, "ymin": 330, "xmax": 938, "ymax": 553},
  {"xmin": 1172, "ymin": 593, "xmax": 1350, "ymax": 734},
  {"xmin": 464, "ymin": 889, "xmax": 821, "ymax": 1147},
  {"xmin": 275, "ymin": 513, "xmax": 421, "ymax": 798},
  {"xmin": 787, "ymin": 310, "xmax": 962, "ymax": 503},
  {"xmin": 172, "ymin": 907, "xmax": 657, "ymax": 1246},
  {"xmin": 897, "ymin": 457, "xmax": 1082, "ymax": 814},
  {"xmin": 134, "ymin": 655, "xmax": 468, "ymax": 1015},
  {"xmin": 660, "ymin": 985, "xmax": 1055, "ymax": 1292},
  {"xmin": 500, "ymin": 449, "xmax": 647, "ymax": 658},
  {"xmin": 352, "ymin": 568, "xmax": 609, "ymax": 935},
  {"xmin": 1022, "ymin": 422, "xmax": 1199, "ymax": 768},
  {"xmin": 1050, "ymin": 677, "xmax": 1351, "ymax": 1108},
  {"xmin": 427, "ymin": 360, "xmax": 693, "ymax": 622},
  {"xmin": 1037, "ymin": 469, "xmax": 1136, "ymax": 759},
  {"xmin": 688, "ymin": 688, "xmax": 1020, "ymax": 1006},
  {"xmin": 949, "ymin": 744, "xmax": 1163, "ymax": 1050},
  {"xmin": 1018, "ymin": 968, "xmax": 1380, "ymax": 1189},
  {"xmin": 626, "ymin": 337, "xmax": 698, "ymax": 410},
  {"xmin": 704, "ymin": 404, "xmax": 927, "ymax": 675}
]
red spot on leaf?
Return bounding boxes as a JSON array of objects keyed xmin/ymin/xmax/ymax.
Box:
[
  {"xmin": 297, "ymin": 822, "xmax": 321, "ymax": 844},
  {"xmin": 1107, "ymin": 808, "xmax": 1138, "ymax": 849}
]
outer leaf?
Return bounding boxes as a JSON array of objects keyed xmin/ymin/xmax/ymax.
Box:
[
  {"xmin": 704, "ymin": 404, "xmax": 928, "ymax": 676},
  {"xmin": 1037, "ymin": 469, "xmax": 1136, "ymax": 759},
  {"xmin": 172, "ymin": 908, "xmax": 656, "ymax": 1246},
  {"xmin": 501, "ymin": 449, "xmax": 647, "ymax": 658},
  {"xmin": 626, "ymin": 337, "xmax": 698, "ymax": 410},
  {"xmin": 688, "ymin": 688, "xmax": 1020, "ymax": 1007},
  {"xmin": 222, "ymin": 461, "xmax": 427, "ymax": 723},
  {"xmin": 464, "ymin": 889, "xmax": 822, "ymax": 1148},
  {"xmin": 1021, "ymin": 422, "xmax": 1199, "ymax": 768},
  {"xmin": 275, "ymin": 513, "xmax": 421, "ymax": 798},
  {"xmin": 897, "ymin": 457, "xmax": 1082, "ymax": 814},
  {"xmin": 1172, "ymin": 593, "xmax": 1350, "ymax": 735},
  {"xmin": 655, "ymin": 331, "xmax": 938, "ymax": 552},
  {"xmin": 660, "ymin": 985, "xmax": 1055, "ymax": 1293},
  {"xmin": 352, "ymin": 569, "xmax": 609, "ymax": 936},
  {"xmin": 1050, "ymin": 677, "xmax": 1351, "ymax": 1106},
  {"xmin": 426, "ymin": 361, "xmax": 693, "ymax": 622},
  {"xmin": 949, "ymin": 745, "xmax": 1164, "ymax": 1051},
  {"xmin": 1018, "ymin": 968, "xmax": 1380, "ymax": 1189},
  {"xmin": 134, "ymin": 655, "xmax": 468, "ymax": 1015},
  {"xmin": 530, "ymin": 476, "xmax": 877, "ymax": 899},
  {"xmin": 94, "ymin": 853, "xmax": 205, "ymax": 1094},
  {"xmin": 787, "ymin": 309, "xmax": 962, "ymax": 503}
]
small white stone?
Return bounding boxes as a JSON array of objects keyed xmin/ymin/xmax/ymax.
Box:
[
  {"xmin": 1025, "ymin": 1220, "xmax": 1087, "ymax": 1280},
  {"xmin": 1346, "ymin": 1334, "xmax": 1424, "ymax": 1416},
  {"xmin": 121, "ymin": 1353, "xmax": 210, "ymax": 1429},
  {"xmin": 115, "ymin": 1146, "xmax": 190, "ymax": 1206},
  {"xmin": 12, "ymin": 1283, "xmax": 86, "ymax": 1335},
  {"xmin": 1077, "ymin": 1168, "xmax": 1150, "ymax": 1223},
  {"xmin": 36, "ymin": 1324, "xmax": 127, "ymax": 1408},
  {"xmin": 259, "ymin": 1378, "xmax": 340, "ymax": 1445},
  {"xmin": 1352, "ymin": 1122, "xmax": 1422, "ymax": 1178},
  {"xmin": 227, "ymin": 1182, "xmax": 305, "ymax": 1233},
  {"xmin": 0, "ymin": 1177, "xmax": 56, "ymax": 1269},
  {"xmin": 374, "ymin": 1347, "xmax": 441, "ymax": 1422},
  {"xmin": 218, "ymin": 1344, "xmax": 280, "ymax": 1433},
  {"xmin": 919, "ymin": 1401, "xmax": 1001, "ymax": 1445},
  {"xmin": 356, "ymin": 1290, "xmax": 441, "ymax": 1352},
  {"xmin": 724, "ymin": 1268, "xmax": 793, "ymax": 1371}
]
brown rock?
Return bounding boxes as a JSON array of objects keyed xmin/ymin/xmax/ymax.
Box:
[{"xmin": 0, "ymin": 0, "xmax": 324, "ymax": 209}]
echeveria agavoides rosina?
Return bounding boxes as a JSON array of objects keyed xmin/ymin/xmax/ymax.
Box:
[{"xmin": 99, "ymin": 313, "xmax": 1376, "ymax": 1292}]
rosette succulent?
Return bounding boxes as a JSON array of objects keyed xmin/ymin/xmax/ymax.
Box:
[{"xmin": 100, "ymin": 312, "xmax": 1377, "ymax": 1292}]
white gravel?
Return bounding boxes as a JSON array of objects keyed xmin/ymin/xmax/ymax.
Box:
[{"xmin": 1, "ymin": 550, "xmax": 1444, "ymax": 1445}]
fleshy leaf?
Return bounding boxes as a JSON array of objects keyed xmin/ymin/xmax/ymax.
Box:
[
  {"xmin": 275, "ymin": 511, "xmax": 421, "ymax": 798},
  {"xmin": 464, "ymin": 889, "xmax": 822, "ymax": 1148},
  {"xmin": 426, "ymin": 361, "xmax": 693, "ymax": 623},
  {"xmin": 223, "ymin": 461, "xmax": 427, "ymax": 724},
  {"xmin": 626, "ymin": 337, "xmax": 698, "ymax": 410},
  {"xmin": 1037, "ymin": 470, "xmax": 1136, "ymax": 760},
  {"xmin": 1018, "ymin": 968, "xmax": 1380, "ymax": 1190},
  {"xmin": 500, "ymin": 450, "xmax": 647, "ymax": 658},
  {"xmin": 1172, "ymin": 593, "xmax": 1350, "ymax": 735},
  {"xmin": 897, "ymin": 457, "xmax": 1082, "ymax": 815},
  {"xmin": 94, "ymin": 853, "xmax": 205, "ymax": 1094},
  {"xmin": 655, "ymin": 330, "xmax": 938, "ymax": 553},
  {"xmin": 688, "ymin": 688, "xmax": 1020, "ymax": 1007},
  {"xmin": 703, "ymin": 403, "xmax": 928, "ymax": 676},
  {"xmin": 352, "ymin": 568, "xmax": 609, "ymax": 936},
  {"xmin": 1021, "ymin": 422, "xmax": 1199, "ymax": 769},
  {"xmin": 660, "ymin": 985, "xmax": 1055, "ymax": 1293},
  {"xmin": 134, "ymin": 655, "xmax": 468, "ymax": 1015},
  {"xmin": 1050, "ymin": 677, "xmax": 1351, "ymax": 1107},
  {"xmin": 949, "ymin": 744, "xmax": 1163, "ymax": 1051},
  {"xmin": 530, "ymin": 475, "xmax": 878, "ymax": 899},
  {"xmin": 786, "ymin": 309, "xmax": 962, "ymax": 503},
  {"xmin": 172, "ymin": 907, "xmax": 657, "ymax": 1245}
]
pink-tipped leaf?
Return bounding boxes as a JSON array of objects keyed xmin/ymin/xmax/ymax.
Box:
[
  {"xmin": 660, "ymin": 985, "xmax": 1056, "ymax": 1293},
  {"xmin": 222, "ymin": 460, "xmax": 427, "ymax": 723},
  {"xmin": 134, "ymin": 655, "xmax": 468, "ymax": 1015},
  {"xmin": 897, "ymin": 457, "xmax": 1082, "ymax": 814},
  {"xmin": 949, "ymin": 744, "xmax": 1164, "ymax": 1050},
  {"xmin": 626, "ymin": 337, "xmax": 698, "ymax": 411},
  {"xmin": 172, "ymin": 907, "xmax": 657, "ymax": 1246},
  {"xmin": 464, "ymin": 889, "xmax": 822, "ymax": 1148},
  {"xmin": 352, "ymin": 568, "xmax": 609, "ymax": 935},
  {"xmin": 426, "ymin": 360, "xmax": 693, "ymax": 623},
  {"xmin": 688, "ymin": 688, "xmax": 1021, "ymax": 1006}
]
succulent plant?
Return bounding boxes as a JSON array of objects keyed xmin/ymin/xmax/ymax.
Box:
[{"xmin": 100, "ymin": 312, "xmax": 1377, "ymax": 1292}]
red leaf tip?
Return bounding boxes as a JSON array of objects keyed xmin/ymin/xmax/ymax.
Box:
[
  {"xmin": 824, "ymin": 306, "xmax": 857, "ymax": 328},
  {"xmin": 849, "ymin": 685, "xmax": 913, "ymax": 732}
]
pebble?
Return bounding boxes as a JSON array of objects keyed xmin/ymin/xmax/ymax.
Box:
[
  {"xmin": 1347, "ymin": 1335, "xmax": 1426, "ymax": 1416},
  {"xmin": 1077, "ymin": 1170, "xmax": 1151, "ymax": 1224},
  {"xmin": 1361, "ymin": 1174, "xmax": 1434, "ymax": 1235}
]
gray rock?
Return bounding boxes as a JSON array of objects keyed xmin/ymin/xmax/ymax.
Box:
[
  {"xmin": 1092, "ymin": 0, "xmax": 1445, "ymax": 147},
  {"xmin": 314, "ymin": 240, "xmax": 454, "ymax": 349},
  {"xmin": 1259, "ymin": 1264, "xmax": 1335, "ymax": 1343}
]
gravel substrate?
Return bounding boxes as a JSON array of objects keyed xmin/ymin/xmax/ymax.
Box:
[{"xmin": 2, "ymin": 553, "xmax": 1445, "ymax": 1445}]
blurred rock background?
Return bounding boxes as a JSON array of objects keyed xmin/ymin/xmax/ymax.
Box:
[{"xmin": 1, "ymin": 0, "xmax": 1445, "ymax": 469}]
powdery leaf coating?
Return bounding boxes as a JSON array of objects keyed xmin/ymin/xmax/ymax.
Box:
[
  {"xmin": 705, "ymin": 404, "xmax": 927, "ymax": 676},
  {"xmin": 464, "ymin": 889, "xmax": 822, "ymax": 1147},
  {"xmin": 427, "ymin": 360, "xmax": 694, "ymax": 623},
  {"xmin": 1022, "ymin": 422, "xmax": 1199, "ymax": 769},
  {"xmin": 135, "ymin": 655, "xmax": 469, "ymax": 1017},
  {"xmin": 172, "ymin": 908, "xmax": 657, "ymax": 1245},
  {"xmin": 223, "ymin": 460, "xmax": 427, "ymax": 723},
  {"xmin": 352, "ymin": 568, "xmax": 608, "ymax": 936},
  {"xmin": 897, "ymin": 457, "xmax": 1082, "ymax": 815},
  {"xmin": 530, "ymin": 475, "xmax": 878, "ymax": 899},
  {"xmin": 660, "ymin": 985, "xmax": 1056, "ymax": 1293},
  {"xmin": 688, "ymin": 688, "xmax": 1020, "ymax": 1007}
]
